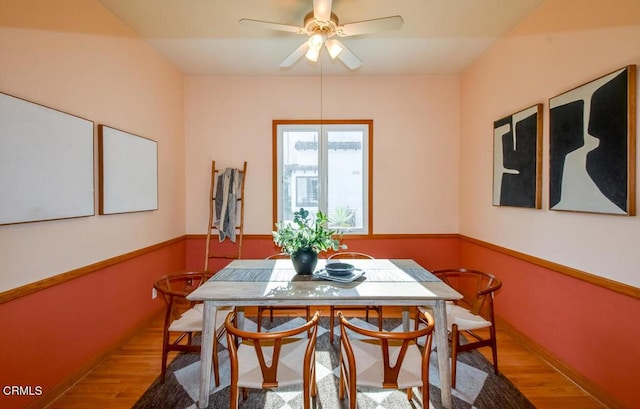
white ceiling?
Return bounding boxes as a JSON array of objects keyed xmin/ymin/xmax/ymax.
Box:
[{"xmin": 95, "ymin": 0, "xmax": 544, "ymax": 76}]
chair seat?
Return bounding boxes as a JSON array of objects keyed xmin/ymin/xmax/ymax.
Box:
[
  {"xmin": 169, "ymin": 303, "xmax": 233, "ymax": 333},
  {"xmin": 419, "ymin": 268, "xmax": 501, "ymax": 389},
  {"xmin": 226, "ymin": 311, "xmax": 320, "ymax": 409},
  {"xmin": 236, "ymin": 336, "xmax": 309, "ymax": 389},
  {"xmin": 419, "ymin": 303, "xmax": 491, "ymax": 332},
  {"xmin": 154, "ymin": 271, "xmax": 227, "ymax": 385},
  {"xmin": 345, "ymin": 338, "xmax": 424, "ymax": 390},
  {"xmin": 338, "ymin": 310, "xmax": 435, "ymax": 408},
  {"xmin": 446, "ymin": 304, "xmax": 491, "ymax": 331}
]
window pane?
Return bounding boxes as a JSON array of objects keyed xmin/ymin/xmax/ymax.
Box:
[
  {"xmin": 295, "ymin": 176, "xmax": 318, "ymax": 207},
  {"xmin": 327, "ymin": 129, "xmax": 365, "ymax": 231},
  {"xmin": 280, "ymin": 129, "xmax": 319, "ymax": 222}
]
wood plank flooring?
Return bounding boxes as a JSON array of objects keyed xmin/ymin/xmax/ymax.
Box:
[{"xmin": 46, "ymin": 308, "xmax": 606, "ymax": 409}]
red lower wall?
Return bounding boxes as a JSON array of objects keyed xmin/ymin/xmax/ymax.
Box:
[
  {"xmin": 459, "ymin": 239, "xmax": 639, "ymax": 409},
  {"xmin": 185, "ymin": 234, "xmax": 461, "ymax": 272},
  {"xmin": 0, "ymin": 240, "xmax": 185, "ymax": 409},
  {"xmin": 1, "ymin": 235, "xmax": 635, "ymax": 409}
]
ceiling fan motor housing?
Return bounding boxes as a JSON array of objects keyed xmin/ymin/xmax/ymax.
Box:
[{"xmin": 304, "ymin": 11, "xmax": 339, "ymax": 37}]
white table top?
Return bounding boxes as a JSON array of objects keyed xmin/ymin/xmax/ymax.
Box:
[
  {"xmin": 190, "ymin": 258, "xmax": 461, "ymax": 409},
  {"xmin": 187, "ymin": 258, "xmax": 462, "ymax": 306}
]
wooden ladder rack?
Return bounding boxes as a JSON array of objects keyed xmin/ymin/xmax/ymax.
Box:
[{"xmin": 204, "ymin": 160, "xmax": 247, "ymax": 271}]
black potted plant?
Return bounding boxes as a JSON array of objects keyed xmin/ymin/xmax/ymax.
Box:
[{"xmin": 273, "ymin": 208, "xmax": 346, "ymax": 275}]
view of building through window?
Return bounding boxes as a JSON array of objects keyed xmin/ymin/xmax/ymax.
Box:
[{"xmin": 274, "ymin": 121, "xmax": 371, "ymax": 234}]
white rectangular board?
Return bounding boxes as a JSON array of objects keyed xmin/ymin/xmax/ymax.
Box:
[
  {"xmin": 98, "ymin": 125, "xmax": 158, "ymax": 214},
  {"xmin": 0, "ymin": 92, "xmax": 94, "ymax": 225}
]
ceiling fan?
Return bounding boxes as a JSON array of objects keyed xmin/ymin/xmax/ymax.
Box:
[{"xmin": 239, "ymin": 0, "xmax": 403, "ymax": 70}]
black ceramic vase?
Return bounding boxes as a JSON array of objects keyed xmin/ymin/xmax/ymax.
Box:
[{"xmin": 291, "ymin": 247, "xmax": 318, "ymax": 275}]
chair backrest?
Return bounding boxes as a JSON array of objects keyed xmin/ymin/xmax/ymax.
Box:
[
  {"xmin": 338, "ymin": 310, "xmax": 434, "ymax": 388},
  {"xmin": 225, "ymin": 310, "xmax": 321, "ymax": 388},
  {"xmin": 154, "ymin": 271, "xmax": 211, "ymax": 320},
  {"xmin": 265, "ymin": 253, "xmax": 290, "ymax": 260},
  {"xmin": 328, "ymin": 251, "xmax": 374, "ymax": 260},
  {"xmin": 433, "ymin": 268, "xmax": 502, "ymax": 320}
]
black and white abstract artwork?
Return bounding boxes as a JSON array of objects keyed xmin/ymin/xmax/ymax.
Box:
[
  {"xmin": 493, "ymin": 104, "xmax": 542, "ymax": 208},
  {"xmin": 549, "ymin": 65, "xmax": 636, "ymax": 215}
]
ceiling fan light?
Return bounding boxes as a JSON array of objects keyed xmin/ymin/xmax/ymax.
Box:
[
  {"xmin": 305, "ymin": 46, "xmax": 320, "ymax": 62},
  {"xmin": 325, "ymin": 39, "xmax": 343, "ymax": 59},
  {"xmin": 308, "ymin": 32, "xmax": 325, "ymax": 50}
]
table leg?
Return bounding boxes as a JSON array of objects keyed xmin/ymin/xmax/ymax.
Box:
[
  {"xmin": 198, "ymin": 301, "xmax": 214, "ymax": 408},
  {"xmin": 434, "ymin": 299, "xmax": 452, "ymax": 408},
  {"xmin": 402, "ymin": 306, "xmax": 410, "ymax": 331},
  {"xmin": 236, "ymin": 306, "xmax": 245, "ymax": 330}
]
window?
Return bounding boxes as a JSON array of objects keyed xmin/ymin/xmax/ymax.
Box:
[{"xmin": 273, "ymin": 120, "xmax": 372, "ymax": 234}]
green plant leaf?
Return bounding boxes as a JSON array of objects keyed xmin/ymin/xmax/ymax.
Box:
[{"xmin": 273, "ymin": 208, "xmax": 346, "ymax": 255}]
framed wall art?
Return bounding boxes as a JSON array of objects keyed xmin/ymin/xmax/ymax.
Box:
[
  {"xmin": 493, "ymin": 104, "xmax": 542, "ymax": 208},
  {"xmin": 549, "ymin": 65, "xmax": 636, "ymax": 215},
  {"xmin": 0, "ymin": 92, "xmax": 94, "ymax": 225},
  {"xmin": 98, "ymin": 125, "xmax": 158, "ymax": 215}
]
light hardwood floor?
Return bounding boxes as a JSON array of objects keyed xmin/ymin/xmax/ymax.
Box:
[{"xmin": 46, "ymin": 308, "xmax": 605, "ymax": 409}]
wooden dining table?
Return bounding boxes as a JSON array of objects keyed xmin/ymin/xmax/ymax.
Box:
[{"xmin": 187, "ymin": 258, "xmax": 462, "ymax": 409}]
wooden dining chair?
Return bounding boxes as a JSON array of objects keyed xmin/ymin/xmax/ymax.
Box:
[
  {"xmin": 225, "ymin": 310, "xmax": 321, "ymax": 409},
  {"xmin": 153, "ymin": 271, "xmax": 232, "ymax": 385},
  {"xmin": 256, "ymin": 253, "xmax": 311, "ymax": 331},
  {"xmin": 328, "ymin": 251, "xmax": 383, "ymax": 344},
  {"xmin": 415, "ymin": 268, "xmax": 502, "ymax": 388},
  {"xmin": 337, "ymin": 310, "xmax": 435, "ymax": 408}
]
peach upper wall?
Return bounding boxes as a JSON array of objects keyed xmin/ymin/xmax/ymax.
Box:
[
  {"xmin": 184, "ymin": 75, "xmax": 460, "ymax": 235},
  {"xmin": 0, "ymin": 0, "xmax": 186, "ymax": 292},
  {"xmin": 459, "ymin": 0, "xmax": 640, "ymax": 287}
]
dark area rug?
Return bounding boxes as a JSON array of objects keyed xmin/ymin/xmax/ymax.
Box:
[{"xmin": 133, "ymin": 317, "xmax": 534, "ymax": 408}]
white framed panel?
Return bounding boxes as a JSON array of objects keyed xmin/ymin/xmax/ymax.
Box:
[
  {"xmin": 0, "ymin": 92, "xmax": 94, "ymax": 225},
  {"xmin": 98, "ymin": 125, "xmax": 158, "ymax": 215}
]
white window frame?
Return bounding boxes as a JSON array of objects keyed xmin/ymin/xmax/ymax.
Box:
[{"xmin": 273, "ymin": 120, "xmax": 372, "ymax": 235}]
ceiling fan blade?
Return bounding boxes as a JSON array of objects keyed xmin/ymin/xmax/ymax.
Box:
[
  {"xmin": 334, "ymin": 41, "xmax": 362, "ymax": 70},
  {"xmin": 313, "ymin": 0, "xmax": 333, "ymax": 22},
  {"xmin": 338, "ymin": 15, "xmax": 404, "ymax": 37},
  {"xmin": 280, "ymin": 41, "xmax": 310, "ymax": 68},
  {"xmin": 239, "ymin": 18, "xmax": 304, "ymax": 34}
]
